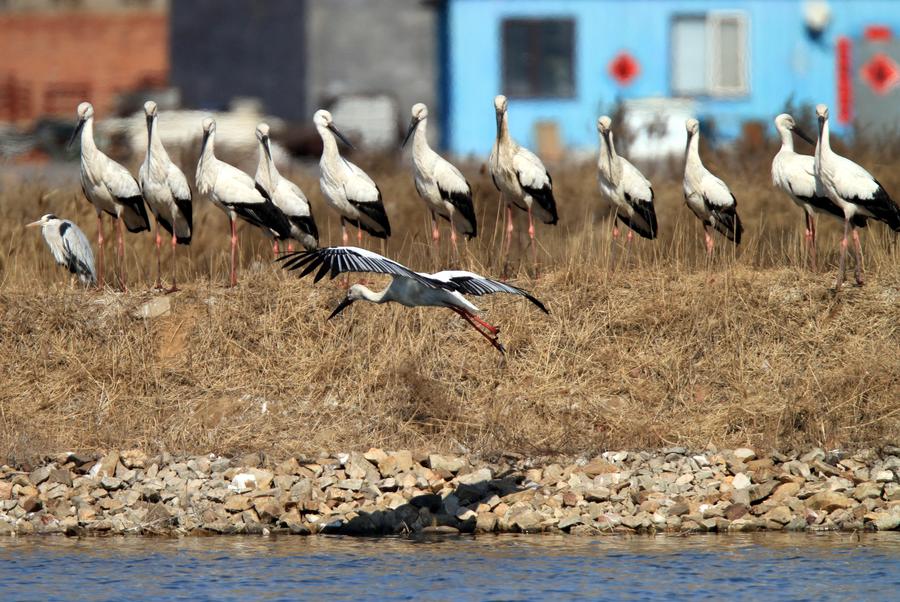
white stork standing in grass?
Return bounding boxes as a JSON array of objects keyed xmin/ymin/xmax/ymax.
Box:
[
  {"xmin": 313, "ymin": 109, "xmax": 391, "ymax": 246},
  {"xmin": 278, "ymin": 246, "xmax": 548, "ymax": 354},
  {"xmin": 596, "ymin": 116, "xmax": 658, "ymax": 267},
  {"xmin": 139, "ymin": 101, "xmax": 192, "ymax": 292},
  {"xmin": 255, "ymin": 123, "xmax": 319, "ymax": 254},
  {"xmin": 196, "ymin": 117, "xmax": 292, "ymax": 287},
  {"xmin": 27, "ymin": 214, "xmax": 96, "ymax": 286},
  {"xmin": 683, "ymin": 118, "xmax": 743, "ymax": 255},
  {"xmin": 402, "ymin": 103, "xmax": 476, "ymax": 255},
  {"xmin": 771, "ymin": 112, "xmax": 865, "ymax": 271},
  {"xmin": 70, "ymin": 101, "xmax": 150, "ymax": 289},
  {"xmin": 814, "ymin": 104, "xmax": 900, "ymax": 289},
  {"xmin": 489, "ymin": 95, "xmax": 558, "ymax": 272}
]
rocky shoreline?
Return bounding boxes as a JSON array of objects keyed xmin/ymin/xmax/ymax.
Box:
[{"xmin": 1, "ymin": 446, "xmax": 899, "ymax": 537}]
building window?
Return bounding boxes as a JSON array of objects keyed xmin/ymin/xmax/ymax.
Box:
[
  {"xmin": 671, "ymin": 13, "xmax": 749, "ymax": 97},
  {"xmin": 502, "ymin": 18, "xmax": 575, "ymax": 98}
]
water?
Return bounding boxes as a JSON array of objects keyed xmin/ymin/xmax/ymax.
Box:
[{"xmin": 1, "ymin": 533, "xmax": 897, "ymax": 601}]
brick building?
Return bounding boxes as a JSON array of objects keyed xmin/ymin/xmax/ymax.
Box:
[{"xmin": 0, "ymin": 0, "xmax": 168, "ymax": 124}]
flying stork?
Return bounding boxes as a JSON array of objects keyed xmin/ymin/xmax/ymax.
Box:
[
  {"xmin": 139, "ymin": 100, "xmax": 192, "ymax": 291},
  {"xmin": 596, "ymin": 115, "xmax": 658, "ymax": 267},
  {"xmin": 313, "ymin": 109, "xmax": 391, "ymax": 246},
  {"xmin": 255, "ymin": 123, "xmax": 319, "ymax": 254},
  {"xmin": 489, "ymin": 95, "xmax": 558, "ymax": 272},
  {"xmin": 196, "ymin": 117, "xmax": 292, "ymax": 286},
  {"xmin": 814, "ymin": 104, "xmax": 900, "ymax": 289},
  {"xmin": 70, "ymin": 101, "xmax": 150, "ymax": 289},
  {"xmin": 402, "ymin": 102, "xmax": 476, "ymax": 255},
  {"xmin": 27, "ymin": 214, "xmax": 96, "ymax": 286},
  {"xmin": 683, "ymin": 118, "xmax": 743, "ymax": 255},
  {"xmin": 278, "ymin": 246, "xmax": 548, "ymax": 354},
  {"xmin": 771, "ymin": 112, "xmax": 865, "ymax": 271}
]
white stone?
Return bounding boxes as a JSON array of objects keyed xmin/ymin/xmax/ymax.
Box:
[{"xmin": 732, "ymin": 473, "xmax": 752, "ymax": 490}]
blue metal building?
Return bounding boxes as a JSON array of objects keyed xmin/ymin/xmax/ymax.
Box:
[{"xmin": 443, "ymin": 0, "xmax": 900, "ymax": 155}]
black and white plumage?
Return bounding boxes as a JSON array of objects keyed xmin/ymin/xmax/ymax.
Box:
[
  {"xmin": 255, "ymin": 122, "xmax": 319, "ymax": 252},
  {"xmin": 683, "ymin": 118, "xmax": 743, "ymax": 254},
  {"xmin": 596, "ymin": 115, "xmax": 657, "ymax": 268},
  {"xmin": 814, "ymin": 104, "xmax": 900, "ymax": 288},
  {"xmin": 196, "ymin": 117, "xmax": 292, "ymax": 286},
  {"xmin": 314, "ymin": 110, "xmax": 391, "ymax": 245},
  {"xmin": 771, "ymin": 112, "xmax": 863, "ymax": 271},
  {"xmin": 139, "ymin": 100, "xmax": 192, "ymax": 291},
  {"xmin": 278, "ymin": 246, "xmax": 548, "ymax": 353},
  {"xmin": 71, "ymin": 101, "xmax": 150, "ymax": 288},
  {"xmin": 27, "ymin": 214, "xmax": 96, "ymax": 286},
  {"xmin": 402, "ymin": 103, "xmax": 476, "ymax": 252},
  {"xmin": 489, "ymin": 95, "xmax": 558, "ymax": 270}
]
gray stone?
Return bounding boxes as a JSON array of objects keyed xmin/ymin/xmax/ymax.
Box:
[
  {"xmin": 29, "ymin": 466, "xmax": 52, "ymax": 486},
  {"xmin": 429, "ymin": 454, "xmax": 464, "ymax": 474},
  {"xmin": 733, "ymin": 448, "xmax": 757, "ymax": 462},
  {"xmin": 457, "ymin": 468, "xmax": 492, "ymax": 486}
]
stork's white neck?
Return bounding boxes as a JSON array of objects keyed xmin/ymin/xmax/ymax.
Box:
[
  {"xmin": 80, "ymin": 117, "xmax": 98, "ymax": 156},
  {"xmin": 196, "ymin": 128, "xmax": 217, "ymax": 191},
  {"xmin": 412, "ymin": 117, "xmax": 429, "ymax": 154},
  {"xmin": 358, "ymin": 284, "xmax": 390, "ymax": 304},
  {"xmin": 817, "ymin": 117, "xmax": 831, "ymax": 156},
  {"xmin": 496, "ymin": 111, "xmax": 510, "ymax": 142},
  {"xmin": 256, "ymin": 140, "xmax": 278, "ymax": 191},
  {"xmin": 317, "ymin": 125, "xmax": 341, "ymax": 163},
  {"xmin": 145, "ymin": 115, "xmax": 170, "ymax": 167},
  {"xmin": 777, "ymin": 123, "xmax": 794, "ymax": 152},
  {"xmin": 598, "ymin": 130, "xmax": 619, "ymax": 177},
  {"xmin": 685, "ymin": 131, "xmax": 702, "ymax": 169}
]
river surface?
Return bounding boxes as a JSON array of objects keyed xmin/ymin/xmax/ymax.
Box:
[{"xmin": 1, "ymin": 533, "xmax": 897, "ymax": 601}]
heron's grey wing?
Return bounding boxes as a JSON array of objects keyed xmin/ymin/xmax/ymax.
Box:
[
  {"xmin": 60, "ymin": 221, "xmax": 96, "ymax": 283},
  {"xmin": 278, "ymin": 246, "xmax": 437, "ymax": 287},
  {"xmin": 430, "ymin": 270, "xmax": 548, "ymax": 313}
]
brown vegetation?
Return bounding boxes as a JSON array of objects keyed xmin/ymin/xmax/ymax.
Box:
[{"xmin": 1, "ymin": 136, "xmax": 898, "ymax": 462}]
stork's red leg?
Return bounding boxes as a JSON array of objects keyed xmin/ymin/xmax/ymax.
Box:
[
  {"xmin": 527, "ymin": 205, "xmax": 538, "ymax": 275},
  {"xmin": 450, "ymin": 307, "xmax": 505, "ymax": 353},
  {"xmin": 835, "ymin": 217, "xmax": 850, "ymax": 290},
  {"xmin": 117, "ymin": 217, "xmax": 127, "ymax": 291},
  {"xmin": 96, "ymin": 213, "xmax": 105, "ymax": 289},
  {"xmin": 809, "ymin": 214, "xmax": 818, "ymax": 272},
  {"xmin": 229, "ymin": 217, "xmax": 238, "ymax": 287},
  {"xmin": 154, "ymin": 219, "xmax": 163, "ymax": 290},
  {"xmin": 851, "ymin": 226, "xmax": 864, "ymax": 286},
  {"xmin": 167, "ymin": 231, "xmax": 180, "ymax": 293}
]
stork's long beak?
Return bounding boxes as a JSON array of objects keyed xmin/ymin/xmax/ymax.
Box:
[
  {"xmin": 793, "ymin": 126, "xmax": 815, "ymax": 145},
  {"xmin": 401, "ymin": 117, "xmax": 419, "ymax": 149},
  {"xmin": 26, "ymin": 220, "xmax": 41, "ymax": 228},
  {"xmin": 328, "ymin": 123, "xmax": 355, "ymax": 149},
  {"xmin": 495, "ymin": 111, "xmax": 503, "ymax": 137},
  {"xmin": 67, "ymin": 118, "xmax": 85, "ymax": 150},
  {"xmin": 146, "ymin": 115, "xmax": 153, "ymax": 164},
  {"xmin": 262, "ymin": 136, "xmax": 273, "ymax": 162},
  {"xmin": 328, "ymin": 296, "xmax": 355, "ymax": 320},
  {"xmin": 200, "ymin": 129, "xmax": 211, "ymax": 150}
]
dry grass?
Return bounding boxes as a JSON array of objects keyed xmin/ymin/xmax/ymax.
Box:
[{"xmin": 0, "ymin": 136, "xmax": 898, "ymax": 462}]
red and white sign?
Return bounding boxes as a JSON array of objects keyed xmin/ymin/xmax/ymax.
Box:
[
  {"xmin": 860, "ymin": 53, "xmax": 900, "ymax": 95},
  {"xmin": 608, "ymin": 52, "xmax": 640, "ymax": 86}
]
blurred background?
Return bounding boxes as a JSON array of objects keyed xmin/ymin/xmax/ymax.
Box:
[{"xmin": 1, "ymin": 0, "xmax": 900, "ymax": 166}]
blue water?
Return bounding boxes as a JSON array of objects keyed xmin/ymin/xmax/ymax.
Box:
[{"xmin": 1, "ymin": 533, "xmax": 898, "ymax": 601}]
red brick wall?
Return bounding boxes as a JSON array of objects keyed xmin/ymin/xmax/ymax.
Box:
[{"xmin": 0, "ymin": 12, "xmax": 168, "ymax": 123}]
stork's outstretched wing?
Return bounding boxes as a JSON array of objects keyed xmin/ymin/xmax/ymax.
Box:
[
  {"xmin": 278, "ymin": 246, "xmax": 437, "ymax": 287},
  {"xmin": 429, "ymin": 270, "xmax": 548, "ymax": 313}
]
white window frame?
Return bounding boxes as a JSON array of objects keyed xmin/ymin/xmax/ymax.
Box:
[
  {"xmin": 671, "ymin": 11, "xmax": 750, "ymax": 98},
  {"xmin": 707, "ymin": 11, "xmax": 750, "ymax": 97}
]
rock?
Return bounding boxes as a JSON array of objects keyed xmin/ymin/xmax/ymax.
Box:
[
  {"xmin": 770, "ymin": 481, "xmax": 801, "ymax": 502},
  {"xmin": 507, "ymin": 505, "xmax": 544, "ymax": 533},
  {"xmin": 363, "ymin": 448, "xmax": 387, "ymax": 463},
  {"xmin": 0, "ymin": 482, "xmax": 12, "ymax": 500},
  {"xmin": 224, "ymin": 495, "xmax": 251, "ymax": 513},
  {"xmin": 48, "ymin": 468, "xmax": 72, "ymax": 487},
  {"xmin": 475, "ymin": 512, "xmax": 498, "ymax": 533},
  {"xmin": 231, "ymin": 473, "xmax": 258, "ymax": 492},
  {"xmin": 732, "ymin": 473, "xmax": 752, "ymax": 490},
  {"xmin": 29, "ymin": 465, "xmax": 52, "ymax": 486},
  {"xmin": 20, "ymin": 496, "xmax": 42, "ymax": 513},
  {"xmin": 100, "ymin": 476, "xmax": 123, "ymax": 490},
  {"xmin": 134, "ymin": 297, "xmax": 171, "ymax": 319},
  {"xmin": 120, "ymin": 449, "xmax": 148, "ymax": 469},
  {"xmin": 807, "ymin": 491, "xmax": 854, "ymax": 512},
  {"xmin": 253, "ymin": 497, "xmax": 283, "ymax": 522},
  {"xmin": 749, "ymin": 480, "xmax": 779, "ymax": 503},
  {"xmin": 92, "ymin": 452, "xmax": 119, "ymax": 479},
  {"xmin": 733, "ymin": 448, "xmax": 757, "ymax": 462},
  {"xmin": 336, "ymin": 479, "xmax": 363, "ymax": 491},
  {"xmin": 865, "ymin": 512, "xmax": 900, "ymax": 531},
  {"xmin": 422, "ymin": 525, "xmax": 459, "ymax": 535},
  {"xmin": 558, "ymin": 515, "xmax": 584, "ymax": 530},
  {"xmin": 410, "ymin": 494, "xmax": 442, "ymax": 513},
  {"xmin": 377, "ymin": 451, "xmax": 414, "ymax": 477},
  {"xmin": 581, "ymin": 459, "xmax": 619, "ymax": 477},
  {"xmin": 874, "ymin": 470, "xmax": 895, "ymax": 483},
  {"xmin": 144, "ymin": 503, "xmax": 171, "ymax": 527},
  {"xmin": 428, "ymin": 454, "xmax": 464, "ymax": 474},
  {"xmin": 562, "ymin": 491, "xmax": 580, "ymax": 507},
  {"xmin": 457, "ymin": 468, "xmax": 492, "ymax": 486},
  {"xmin": 584, "ymin": 487, "xmax": 610, "ymax": 502},
  {"xmin": 668, "ymin": 502, "xmax": 690, "ymax": 517},
  {"xmin": 852, "ymin": 482, "xmax": 882, "ymax": 501},
  {"xmin": 724, "ymin": 503, "xmax": 748, "ymax": 521},
  {"xmin": 763, "ymin": 506, "xmax": 793, "ymax": 525}
]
